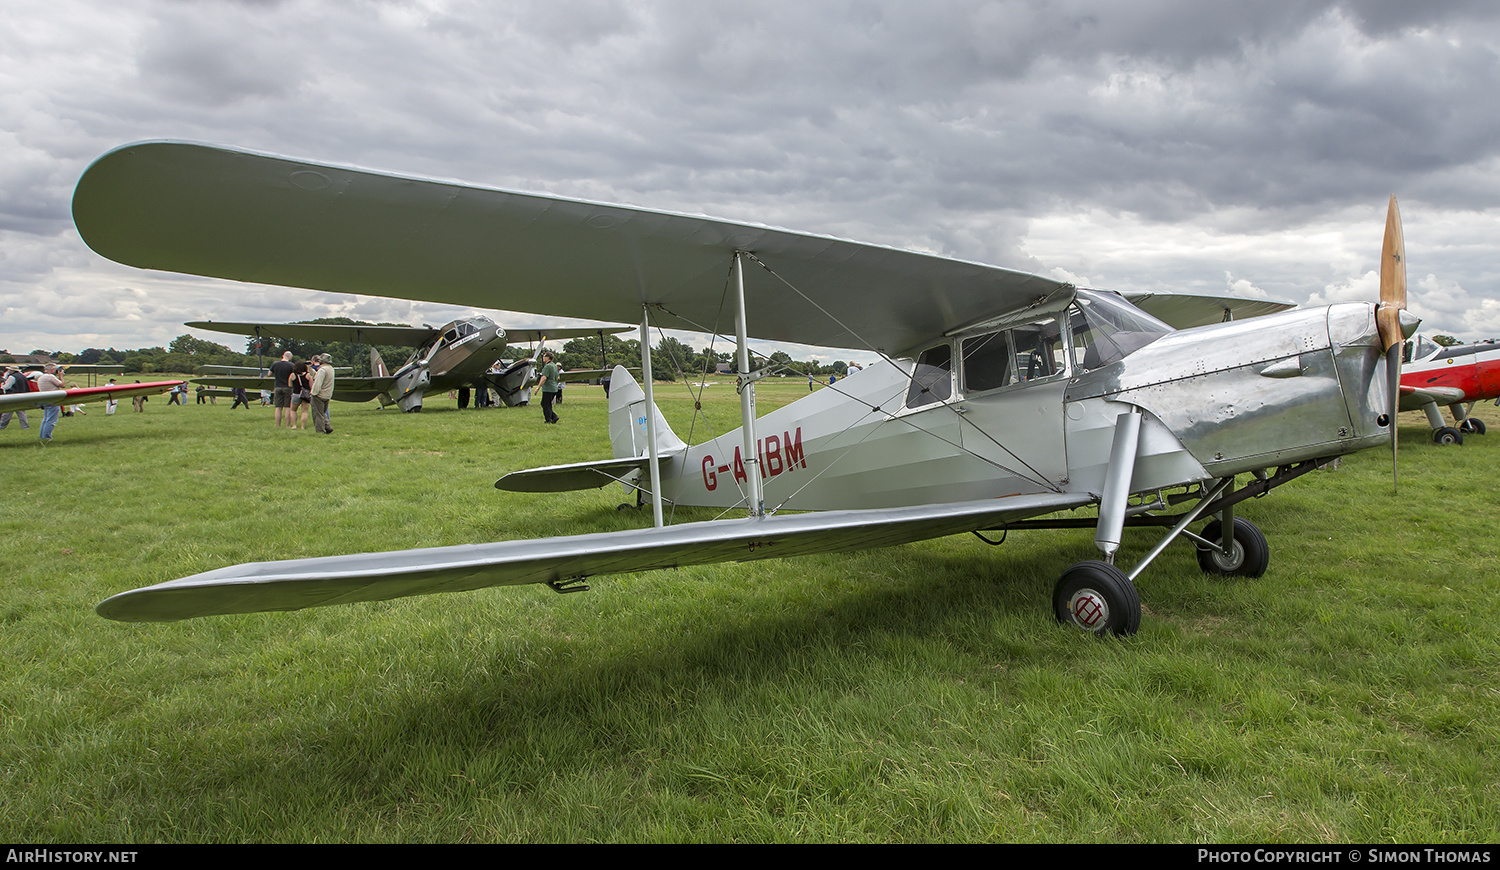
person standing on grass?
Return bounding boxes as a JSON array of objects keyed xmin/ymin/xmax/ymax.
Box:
[
  {"xmin": 536, "ymin": 350, "xmax": 560, "ymax": 424},
  {"xmin": 270, "ymin": 351, "xmax": 295, "ymax": 429},
  {"xmin": 105, "ymin": 378, "xmax": 118, "ymax": 415},
  {"xmin": 289, "ymin": 361, "xmax": 312, "ymax": 430},
  {"xmin": 231, "ymin": 386, "xmax": 249, "ymax": 409},
  {"xmin": 310, "ymin": 353, "xmax": 335, "ymax": 434},
  {"xmin": 34, "ymin": 364, "xmax": 65, "ymax": 443},
  {"xmin": 0, "ymin": 366, "xmax": 30, "ymax": 430}
]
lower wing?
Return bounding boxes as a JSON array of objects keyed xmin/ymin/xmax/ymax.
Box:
[
  {"xmin": 1398, "ymin": 384, "xmax": 1467, "ymax": 410},
  {"xmin": 97, "ymin": 493, "xmax": 1092, "ymax": 622},
  {"xmin": 0, "ymin": 380, "xmax": 182, "ymax": 413},
  {"xmin": 192, "ymin": 375, "xmax": 395, "ymax": 403}
]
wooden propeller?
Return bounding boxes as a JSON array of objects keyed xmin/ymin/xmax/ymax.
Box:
[{"xmin": 1376, "ymin": 195, "xmax": 1407, "ymax": 493}]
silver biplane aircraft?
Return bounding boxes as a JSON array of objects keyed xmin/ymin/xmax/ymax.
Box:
[
  {"xmin": 186, "ymin": 318, "xmax": 628, "ymax": 411},
  {"xmin": 73, "ymin": 142, "xmax": 1418, "ymax": 636}
]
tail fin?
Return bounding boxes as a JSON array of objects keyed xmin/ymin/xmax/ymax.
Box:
[
  {"xmin": 608, "ymin": 366, "xmax": 685, "ymax": 459},
  {"xmin": 370, "ymin": 347, "xmax": 389, "ymax": 378}
]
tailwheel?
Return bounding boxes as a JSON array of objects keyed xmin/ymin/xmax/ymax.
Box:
[
  {"xmin": 1433, "ymin": 426, "xmax": 1463, "ymax": 445},
  {"xmin": 1053, "ymin": 561, "xmax": 1141, "ymax": 637},
  {"xmin": 1460, "ymin": 418, "xmax": 1486, "ymax": 435},
  {"xmin": 1195, "ymin": 517, "xmax": 1269, "ymax": 578}
]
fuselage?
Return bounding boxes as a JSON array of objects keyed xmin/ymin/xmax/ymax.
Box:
[
  {"xmin": 624, "ymin": 293, "xmax": 1392, "ymax": 512},
  {"xmin": 387, "ymin": 316, "xmax": 510, "ymax": 410}
]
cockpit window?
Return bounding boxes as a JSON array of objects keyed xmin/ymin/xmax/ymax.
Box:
[
  {"xmin": 906, "ymin": 344, "xmax": 953, "ymax": 409},
  {"xmin": 962, "ymin": 332, "xmax": 1011, "ymax": 392},
  {"xmin": 1013, "ymin": 319, "xmax": 1063, "ymax": 381},
  {"xmin": 1069, "ymin": 289, "xmax": 1172, "ymax": 370}
]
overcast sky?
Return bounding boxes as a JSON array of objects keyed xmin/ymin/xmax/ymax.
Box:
[{"xmin": 4, "ymin": 0, "xmax": 1500, "ymax": 365}]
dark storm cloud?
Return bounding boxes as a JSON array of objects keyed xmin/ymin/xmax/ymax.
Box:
[{"xmin": 6, "ymin": 0, "xmax": 1500, "ymax": 348}]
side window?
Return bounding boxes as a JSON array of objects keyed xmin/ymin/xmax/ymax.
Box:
[
  {"xmin": 962, "ymin": 332, "xmax": 1012, "ymax": 392},
  {"xmin": 1012, "ymin": 321, "xmax": 1062, "ymax": 382},
  {"xmin": 906, "ymin": 344, "xmax": 953, "ymax": 409}
]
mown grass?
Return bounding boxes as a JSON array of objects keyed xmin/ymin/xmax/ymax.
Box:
[{"xmin": 1, "ymin": 379, "xmax": 1495, "ymax": 842}]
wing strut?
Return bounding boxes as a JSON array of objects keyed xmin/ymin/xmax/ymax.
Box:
[
  {"xmin": 733, "ymin": 252, "xmax": 765, "ymax": 517},
  {"xmin": 639, "ymin": 309, "xmax": 665, "ymax": 528}
]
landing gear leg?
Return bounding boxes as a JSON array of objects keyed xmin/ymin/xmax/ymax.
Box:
[{"xmin": 1059, "ymin": 408, "xmax": 1145, "ymax": 636}]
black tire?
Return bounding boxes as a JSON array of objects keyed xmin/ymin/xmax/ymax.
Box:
[
  {"xmin": 1196, "ymin": 517, "xmax": 1270, "ymax": 578},
  {"xmin": 1460, "ymin": 418, "xmax": 1486, "ymax": 435},
  {"xmin": 1434, "ymin": 426, "xmax": 1463, "ymax": 445},
  {"xmin": 1053, "ymin": 561, "xmax": 1141, "ymax": 637}
]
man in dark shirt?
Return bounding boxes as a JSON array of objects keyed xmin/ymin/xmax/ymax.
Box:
[{"xmin": 270, "ymin": 351, "xmax": 295, "ymax": 429}]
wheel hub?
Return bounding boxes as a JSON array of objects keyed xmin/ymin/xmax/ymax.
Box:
[
  {"xmin": 1210, "ymin": 540, "xmax": 1245, "ymax": 571},
  {"xmin": 1066, "ymin": 589, "xmax": 1111, "ymax": 631}
]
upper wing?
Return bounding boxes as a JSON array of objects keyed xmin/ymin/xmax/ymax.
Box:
[
  {"xmin": 75, "ymin": 141, "xmax": 1068, "ymax": 357},
  {"xmin": 0, "ymin": 380, "xmax": 182, "ymax": 413},
  {"xmin": 506, "ymin": 327, "xmax": 635, "ymax": 344},
  {"xmin": 186, "ymin": 320, "xmax": 437, "ymax": 346},
  {"xmin": 1120, "ymin": 291, "xmax": 1297, "ymax": 329},
  {"xmin": 96, "ymin": 492, "xmax": 1092, "ymax": 622},
  {"xmin": 196, "ymin": 365, "xmax": 266, "ymax": 375}
]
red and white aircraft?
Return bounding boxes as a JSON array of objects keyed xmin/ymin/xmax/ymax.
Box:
[
  {"xmin": 0, "ymin": 376, "xmax": 183, "ymax": 416},
  {"xmin": 1400, "ymin": 334, "xmax": 1500, "ymax": 444}
]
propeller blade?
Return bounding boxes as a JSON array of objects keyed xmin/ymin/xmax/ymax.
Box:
[
  {"xmin": 1377, "ymin": 195, "xmax": 1407, "ymax": 493},
  {"xmin": 1377, "ymin": 195, "xmax": 1408, "ymax": 352}
]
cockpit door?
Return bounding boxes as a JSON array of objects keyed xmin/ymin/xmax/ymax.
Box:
[{"xmin": 953, "ymin": 322, "xmax": 1070, "ymax": 495}]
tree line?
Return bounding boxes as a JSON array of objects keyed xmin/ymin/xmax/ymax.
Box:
[{"xmin": 7, "ymin": 317, "xmax": 857, "ymax": 380}]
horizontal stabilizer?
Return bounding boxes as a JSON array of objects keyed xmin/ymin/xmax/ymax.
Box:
[
  {"xmin": 496, "ymin": 456, "xmax": 653, "ymax": 492},
  {"xmin": 96, "ymin": 492, "xmax": 1092, "ymax": 622}
]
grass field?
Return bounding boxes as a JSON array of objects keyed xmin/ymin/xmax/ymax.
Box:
[{"xmin": 1, "ymin": 378, "xmax": 1496, "ymax": 842}]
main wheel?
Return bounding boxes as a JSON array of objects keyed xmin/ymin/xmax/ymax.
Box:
[
  {"xmin": 1460, "ymin": 418, "xmax": 1486, "ymax": 435},
  {"xmin": 1434, "ymin": 426, "xmax": 1463, "ymax": 445},
  {"xmin": 1053, "ymin": 561, "xmax": 1141, "ymax": 637},
  {"xmin": 1196, "ymin": 517, "xmax": 1270, "ymax": 578}
]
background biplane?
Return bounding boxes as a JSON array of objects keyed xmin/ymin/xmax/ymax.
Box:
[
  {"xmin": 187, "ymin": 318, "xmax": 630, "ymax": 411},
  {"xmin": 72, "ymin": 141, "xmax": 1417, "ymax": 635}
]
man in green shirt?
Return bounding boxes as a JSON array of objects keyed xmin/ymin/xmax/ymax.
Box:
[{"xmin": 537, "ymin": 351, "xmax": 561, "ymax": 424}]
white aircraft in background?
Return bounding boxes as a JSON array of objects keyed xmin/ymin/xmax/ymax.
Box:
[{"xmin": 73, "ymin": 142, "xmax": 1416, "ymax": 636}]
